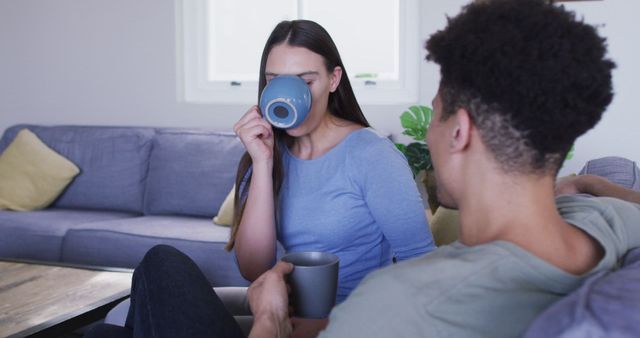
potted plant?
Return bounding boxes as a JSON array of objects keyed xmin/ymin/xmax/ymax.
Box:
[{"xmin": 395, "ymin": 105, "xmax": 440, "ymax": 214}]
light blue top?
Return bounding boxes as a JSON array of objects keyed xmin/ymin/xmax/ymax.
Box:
[{"xmin": 278, "ymin": 128, "xmax": 435, "ymax": 302}]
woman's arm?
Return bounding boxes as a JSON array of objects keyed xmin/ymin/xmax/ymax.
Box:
[
  {"xmin": 556, "ymin": 174, "xmax": 640, "ymax": 204},
  {"xmin": 359, "ymin": 140, "xmax": 436, "ymax": 261},
  {"xmin": 235, "ymin": 161, "xmax": 278, "ymax": 281},
  {"xmin": 233, "ymin": 106, "xmax": 279, "ymax": 281}
]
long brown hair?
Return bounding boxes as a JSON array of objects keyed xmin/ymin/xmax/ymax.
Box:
[{"xmin": 226, "ymin": 20, "xmax": 370, "ymax": 251}]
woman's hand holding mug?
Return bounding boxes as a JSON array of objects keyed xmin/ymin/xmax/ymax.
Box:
[{"xmin": 234, "ymin": 105, "xmax": 275, "ymax": 164}]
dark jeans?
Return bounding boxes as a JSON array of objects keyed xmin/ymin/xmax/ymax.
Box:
[{"xmin": 84, "ymin": 245, "xmax": 245, "ymax": 338}]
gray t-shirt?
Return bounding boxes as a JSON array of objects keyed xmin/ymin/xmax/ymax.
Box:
[{"xmin": 319, "ymin": 195, "xmax": 640, "ymax": 338}]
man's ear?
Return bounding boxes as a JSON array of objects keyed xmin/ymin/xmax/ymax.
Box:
[
  {"xmin": 450, "ymin": 108, "xmax": 472, "ymax": 152},
  {"xmin": 330, "ymin": 66, "xmax": 342, "ymax": 93}
]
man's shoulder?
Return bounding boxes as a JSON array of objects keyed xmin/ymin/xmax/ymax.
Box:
[
  {"xmin": 363, "ymin": 243, "xmax": 513, "ymax": 295},
  {"xmin": 556, "ymin": 194, "xmax": 640, "ymax": 214},
  {"xmin": 557, "ymin": 194, "xmax": 640, "ymax": 248},
  {"xmin": 321, "ymin": 244, "xmax": 516, "ymax": 337}
]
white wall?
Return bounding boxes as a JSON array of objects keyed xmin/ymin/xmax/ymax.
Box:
[
  {"xmin": 0, "ymin": 0, "xmax": 415, "ymax": 136},
  {"xmin": 0, "ymin": 0, "xmax": 238, "ymax": 131},
  {"xmin": 0, "ymin": 0, "xmax": 638, "ymax": 175},
  {"xmin": 557, "ymin": 1, "xmax": 640, "ymax": 175}
]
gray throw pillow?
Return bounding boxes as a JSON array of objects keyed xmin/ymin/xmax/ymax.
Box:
[{"xmin": 579, "ymin": 156, "xmax": 640, "ymax": 191}]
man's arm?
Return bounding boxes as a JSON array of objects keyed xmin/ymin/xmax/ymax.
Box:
[
  {"xmin": 556, "ymin": 174, "xmax": 640, "ymax": 204},
  {"xmin": 248, "ymin": 261, "xmax": 294, "ymax": 338}
]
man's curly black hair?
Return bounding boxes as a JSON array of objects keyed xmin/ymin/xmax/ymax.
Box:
[{"xmin": 426, "ymin": 0, "xmax": 615, "ymax": 174}]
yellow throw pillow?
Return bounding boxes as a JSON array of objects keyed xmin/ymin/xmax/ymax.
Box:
[
  {"xmin": 213, "ymin": 185, "xmax": 235, "ymax": 226},
  {"xmin": 428, "ymin": 206, "xmax": 460, "ymax": 246},
  {"xmin": 0, "ymin": 129, "xmax": 80, "ymax": 211}
]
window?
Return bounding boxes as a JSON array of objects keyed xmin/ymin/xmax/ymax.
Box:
[{"xmin": 178, "ymin": 0, "xmax": 419, "ymax": 104}]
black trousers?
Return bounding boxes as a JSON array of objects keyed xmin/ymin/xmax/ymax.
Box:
[{"xmin": 84, "ymin": 245, "xmax": 245, "ymax": 338}]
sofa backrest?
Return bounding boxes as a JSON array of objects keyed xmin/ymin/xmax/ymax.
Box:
[
  {"xmin": 0, "ymin": 125, "xmax": 154, "ymax": 213},
  {"xmin": 142, "ymin": 128, "xmax": 244, "ymax": 218},
  {"xmin": 0, "ymin": 125, "xmax": 245, "ymax": 217}
]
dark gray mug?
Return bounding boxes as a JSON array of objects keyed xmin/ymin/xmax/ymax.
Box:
[{"xmin": 281, "ymin": 251, "xmax": 339, "ymax": 319}]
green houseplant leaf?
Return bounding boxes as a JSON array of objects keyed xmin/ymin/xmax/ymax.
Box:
[
  {"xmin": 396, "ymin": 105, "xmax": 433, "ymax": 176},
  {"xmin": 395, "ymin": 105, "xmax": 439, "ymax": 213},
  {"xmin": 404, "ymin": 142, "xmax": 431, "ymax": 177},
  {"xmin": 565, "ymin": 144, "xmax": 575, "ymax": 160},
  {"xmin": 400, "ymin": 105, "xmax": 432, "ymax": 141}
]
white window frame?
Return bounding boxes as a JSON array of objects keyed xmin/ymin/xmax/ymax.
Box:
[{"xmin": 177, "ymin": 0, "xmax": 419, "ymax": 104}]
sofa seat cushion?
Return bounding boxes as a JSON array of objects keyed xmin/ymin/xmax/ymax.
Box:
[
  {"xmin": 0, "ymin": 125, "xmax": 154, "ymax": 213},
  {"xmin": 0, "ymin": 209, "xmax": 138, "ymax": 261},
  {"xmin": 61, "ymin": 215, "xmax": 248, "ymax": 286},
  {"xmin": 143, "ymin": 129, "xmax": 244, "ymax": 217}
]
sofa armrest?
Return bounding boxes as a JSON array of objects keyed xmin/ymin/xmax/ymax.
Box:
[
  {"xmin": 215, "ymin": 286, "xmax": 251, "ymax": 316},
  {"xmin": 524, "ymin": 248, "xmax": 640, "ymax": 337}
]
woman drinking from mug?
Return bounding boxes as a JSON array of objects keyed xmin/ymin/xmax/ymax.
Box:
[
  {"xmin": 84, "ymin": 19, "xmax": 433, "ymax": 338},
  {"xmin": 229, "ymin": 20, "xmax": 435, "ymax": 304}
]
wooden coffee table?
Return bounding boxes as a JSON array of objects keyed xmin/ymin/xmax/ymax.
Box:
[{"xmin": 0, "ymin": 259, "xmax": 133, "ymax": 338}]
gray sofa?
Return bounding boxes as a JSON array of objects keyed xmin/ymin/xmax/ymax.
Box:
[{"xmin": 0, "ymin": 124, "xmax": 250, "ymax": 287}]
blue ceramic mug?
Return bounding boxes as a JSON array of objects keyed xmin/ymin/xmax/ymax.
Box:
[{"xmin": 259, "ymin": 75, "xmax": 312, "ymax": 129}]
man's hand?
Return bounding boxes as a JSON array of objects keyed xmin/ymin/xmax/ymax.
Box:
[{"xmin": 248, "ymin": 261, "xmax": 294, "ymax": 338}]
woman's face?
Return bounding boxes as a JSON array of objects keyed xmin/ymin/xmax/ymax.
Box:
[{"xmin": 264, "ymin": 44, "xmax": 341, "ymax": 137}]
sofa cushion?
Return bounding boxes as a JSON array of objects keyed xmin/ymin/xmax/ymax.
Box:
[
  {"xmin": 429, "ymin": 206, "xmax": 460, "ymax": 246},
  {"xmin": 143, "ymin": 129, "xmax": 244, "ymax": 217},
  {"xmin": 0, "ymin": 125, "xmax": 154, "ymax": 213},
  {"xmin": 213, "ymin": 185, "xmax": 235, "ymax": 226},
  {"xmin": 0, "ymin": 209, "xmax": 138, "ymax": 261},
  {"xmin": 61, "ymin": 215, "xmax": 249, "ymax": 286},
  {"xmin": 524, "ymin": 247, "xmax": 640, "ymax": 337},
  {"xmin": 0, "ymin": 129, "xmax": 80, "ymax": 211},
  {"xmin": 579, "ymin": 156, "xmax": 640, "ymax": 190}
]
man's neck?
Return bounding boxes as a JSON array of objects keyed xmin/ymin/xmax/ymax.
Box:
[
  {"xmin": 457, "ymin": 173, "xmax": 556, "ymax": 244},
  {"xmin": 456, "ymin": 172, "xmax": 603, "ymax": 275}
]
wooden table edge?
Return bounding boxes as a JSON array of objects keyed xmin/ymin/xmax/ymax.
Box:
[{"xmin": 0, "ymin": 258, "xmax": 133, "ymax": 338}]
